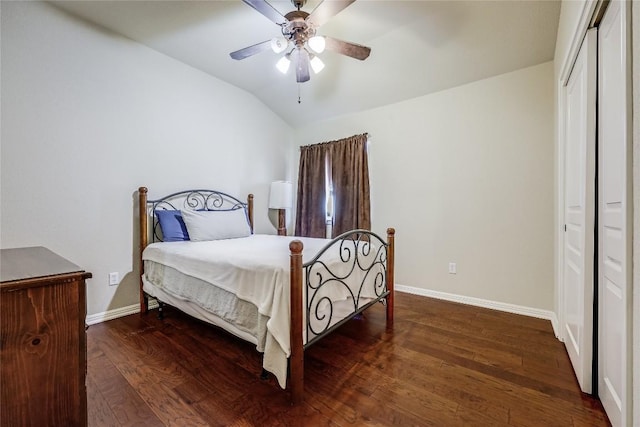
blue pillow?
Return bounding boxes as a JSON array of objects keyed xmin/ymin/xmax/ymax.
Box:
[{"xmin": 155, "ymin": 210, "xmax": 190, "ymax": 242}]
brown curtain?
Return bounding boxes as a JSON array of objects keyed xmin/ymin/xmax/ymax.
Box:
[
  {"xmin": 295, "ymin": 143, "xmax": 328, "ymax": 237},
  {"xmin": 330, "ymin": 134, "xmax": 371, "ymax": 236}
]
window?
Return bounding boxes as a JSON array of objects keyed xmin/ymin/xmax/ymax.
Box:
[{"xmin": 295, "ymin": 134, "xmax": 370, "ymax": 238}]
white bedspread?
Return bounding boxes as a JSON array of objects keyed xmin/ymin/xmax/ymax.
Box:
[{"xmin": 142, "ymin": 234, "xmax": 382, "ymax": 388}]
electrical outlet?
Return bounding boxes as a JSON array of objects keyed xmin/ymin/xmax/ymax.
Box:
[
  {"xmin": 448, "ymin": 262, "xmax": 457, "ymax": 274},
  {"xmin": 108, "ymin": 272, "xmax": 119, "ymax": 286}
]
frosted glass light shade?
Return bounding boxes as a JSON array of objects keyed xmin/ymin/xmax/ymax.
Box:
[
  {"xmin": 269, "ymin": 181, "xmax": 293, "ymax": 209},
  {"xmin": 276, "ymin": 56, "xmax": 291, "ymax": 74},
  {"xmin": 310, "ymin": 56, "xmax": 325, "ymax": 74},
  {"xmin": 308, "ymin": 36, "xmax": 326, "ymax": 53},
  {"xmin": 271, "ymin": 37, "xmax": 288, "ymax": 53}
]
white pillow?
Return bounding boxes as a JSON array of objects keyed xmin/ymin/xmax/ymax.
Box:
[{"xmin": 181, "ymin": 209, "xmax": 251, "ymax": 241}]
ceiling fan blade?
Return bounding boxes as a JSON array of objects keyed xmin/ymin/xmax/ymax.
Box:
[
  {"xmin": 324, "ymin": 36, "xmax": 371, "ymax": 60},
  {"xmin": 242, "ymin": 0, "xmax": 287, "ymax": 25},
  {"xmin": 307, "ymin": 0, "xmax": 355, "ymax": 27},
  {"xmin": 230, "ymin": 40, "xmax": 272, "ymax": 60},
  {"xmin": 295, "ymin": 49, "xmax": 310, "ymax": 83}
]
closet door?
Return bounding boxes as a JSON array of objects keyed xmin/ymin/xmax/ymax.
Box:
[
  {"xmin": 597, "ymin": 1, "xmax": 630, "ymax": 425},
  {"xmin": 562, "ymin": 28, "xmax": 596, "ymax": 394}
]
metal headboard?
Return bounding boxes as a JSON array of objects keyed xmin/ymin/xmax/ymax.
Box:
[{"xmin": 145, "ymin": 189, "xmax": 253, "ymax": 242}]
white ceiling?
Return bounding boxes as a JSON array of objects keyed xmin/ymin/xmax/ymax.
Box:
[{"xmin": 51, "ymin": 0, "xmax": 561, "ymax": 127}]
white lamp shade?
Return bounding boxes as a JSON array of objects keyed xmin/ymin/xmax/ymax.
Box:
[
  {"xmin": 269, "ymin": 181, "xmax": 293, "ymax": 209},
  {"xmin": 271, "ymin": 37, "xmax": 288, "ymax": 53},
  {"xmin": 310, "ymin": 56, "xmax": 325, "ymax": 74},
  {"xmin": 276, "ymin": 56, "xmax": 291, "ymax": 74},
  {"xmin": 308, "ymin": 36, "xmax": 326, "ymax": 53}
]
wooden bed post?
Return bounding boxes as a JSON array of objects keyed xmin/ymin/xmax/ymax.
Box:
[
  {"xmin": 289, "ymin": 240, "xmax": 304, "ymax": 405},
  {"xmin": 248, "ymin": 194, "xmax": 254, "ymax": 233},
  {"xmin": 138, "ymin": 187, "xmax": 148, "ymax": 314},
  {"xmin": 386, "ymin": 228, "xmax": 395, "ymax": 326}
]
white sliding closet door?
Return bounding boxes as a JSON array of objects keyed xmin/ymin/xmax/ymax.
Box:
[
  {"xmin": 562, "ymin": 28, "xmax": 597, "ymax": 394},
  {"xmin": 597, "ymin": 1, "xmax": 630, "ymax": 425}
]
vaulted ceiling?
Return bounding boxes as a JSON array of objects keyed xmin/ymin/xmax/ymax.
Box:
[{"xmin": 51, "ymin": 1, "xmax": 561, "ymax": 127}]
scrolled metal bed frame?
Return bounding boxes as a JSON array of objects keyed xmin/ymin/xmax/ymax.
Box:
[{"xmin": 138, "ymin": 186, "xmax": 394, "ymax": 404}]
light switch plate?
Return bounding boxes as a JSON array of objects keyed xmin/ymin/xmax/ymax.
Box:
[
  {"xmin": 448, "ymin": 262, "xmax": 457, "ymax": 274},
  {"xmin": 109, "ymin": 272, "xmax": 119, "ymax": 286}
]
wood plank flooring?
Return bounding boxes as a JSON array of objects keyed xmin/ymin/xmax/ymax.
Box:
[{"xmin": 87, "ymin": 292, "xmax": 610, "ymax": 426}]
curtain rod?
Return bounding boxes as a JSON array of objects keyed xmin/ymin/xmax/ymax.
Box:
[{"xmin": 299, "ymin": 133, "xmax": 369, "ymax": 150}]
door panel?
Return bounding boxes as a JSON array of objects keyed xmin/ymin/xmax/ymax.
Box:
[
  {"xmin": 598, "ymin": 1, "xmax": 629, "ymax": 425},
  {"xmin": 562, "ymin": 28, "xmax": 596, "ymax": 394}
]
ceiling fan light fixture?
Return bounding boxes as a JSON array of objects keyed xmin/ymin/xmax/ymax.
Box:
[
  {"xmin": 276, "ymin": 55, "xmax": 291, "ymax": 74},
  {"xmin": 232, "ymin": 0, "xmax": 371, "ymax": 86},
  {"xmin": 310, "ymin": 55, "xmax": 325, "ymax": 74},
  {"xmin": 308, "ymin": 36, "xmax": 326, "ymax": 53},
  {"xmin": 271, "ymin": 37, "xmax": 288, "ymax": 53}
]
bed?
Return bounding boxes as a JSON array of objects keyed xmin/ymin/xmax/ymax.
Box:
[{"xmin": 137, "ymin": 186, "xmax": 395, "ymax": 404}]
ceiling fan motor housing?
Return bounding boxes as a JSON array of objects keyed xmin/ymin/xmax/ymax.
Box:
[{"xmin": 283, "ymin": 10, "xmax": 315, "ymax": 47}]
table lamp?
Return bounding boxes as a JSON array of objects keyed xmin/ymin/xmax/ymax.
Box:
[{"xmin": 269, "ymin": 181, "xmax": 292, "ymax": 236}]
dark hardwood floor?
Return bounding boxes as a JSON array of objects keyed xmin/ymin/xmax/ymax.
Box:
[{"xmin": 87, "ymin": 292, "xmax": 610, "ymax": 426}]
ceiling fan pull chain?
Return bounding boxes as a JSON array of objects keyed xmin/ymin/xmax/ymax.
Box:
[{"xmin": 298, "ymin": 84, "xmax": 301, "ymax": 104}]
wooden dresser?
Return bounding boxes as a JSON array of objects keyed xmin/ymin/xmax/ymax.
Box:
[{"xmin": 0, "ymin": 247, "xmax": 91, "ymax": 427}]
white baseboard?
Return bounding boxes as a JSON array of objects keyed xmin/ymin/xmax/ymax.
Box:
[
  {"xmin": 395, "ymin": 284, "xmax": 559, "ymax": 332},
  {"xmin": 86, "ymin": 300, "xmax": 159, "ymax": 325},
  {"xmin": 87, "ymin": 287, "xmax": 561, "ymax": 338}
]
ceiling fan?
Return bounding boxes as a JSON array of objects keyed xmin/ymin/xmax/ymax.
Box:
[{"xmin": 230, "ymin": 0, "xmax": 371, "ymax": 83}]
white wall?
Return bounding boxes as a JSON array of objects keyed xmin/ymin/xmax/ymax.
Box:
[
  {"xmin": 0, "ymin": 1, "xmax": 292, "ymax": 316},
  {"xmin": 293, "ymin": 62, "xmax": 555, "ymax": 311}
]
